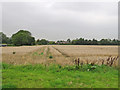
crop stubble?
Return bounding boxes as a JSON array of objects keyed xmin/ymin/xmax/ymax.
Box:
[{"xmin": 1, "ymin": 45, "xmax": 118, "ymax": 66}]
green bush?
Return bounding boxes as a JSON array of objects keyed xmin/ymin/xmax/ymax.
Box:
[
  {"xmin": 49, "ymin": 56, "xmax": 53, "ymax": 59},
  {"xmin": 2, "ymin": 63, "xmax": 13, "ymax": 69},
  {"xmin": 7, "ymin": 44, "xmax": 14, "ymax": 46}
]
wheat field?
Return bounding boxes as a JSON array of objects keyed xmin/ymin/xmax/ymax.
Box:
[{"xmin": 1, "ymin": 45, "xmax": 119, "ymax": 66}]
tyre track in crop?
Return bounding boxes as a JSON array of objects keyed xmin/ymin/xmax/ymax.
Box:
[
  {"xmin": 49, "ymin": 46, "xmax": 62, "ymax": 57},
  {"xmin": 43, "ymin": 46, "xmax": 48, "ymax": 56},
  {"xmin": 49, "ymin": 46, "xmax": 74, "ymax": 65},
  {"xmin": 52, "ymin": 46, "xmax": 70, "ymax": 57}
]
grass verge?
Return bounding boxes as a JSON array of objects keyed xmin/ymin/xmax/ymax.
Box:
[{"xmin": 2, "ymin": 63, "xmax": 118, "ymax": 88}]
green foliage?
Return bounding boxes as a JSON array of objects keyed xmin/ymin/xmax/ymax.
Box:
[
  {"xmin": 48, "ymin": 41, "xmax": 56, "ymax": 45},
  {"xmin": 7, "ymin": 44, "xmax": 14, "ymax": 46},
  {"xmin": 33, "ymin": 52, "xmax": 39, "ymax": 56},
  {"xmin": 36, "ymin": 39, "xmax": 48, "ymax": 45},
  {"xmin": 2, "ymin": 63, "xmax": 13, "ymax": 69},
  {"xmin": 41, "ymin": 52, "xmax": 43, "ymax": 55},
  {"xmin": 1, "ymin": 31, "xmax": 120, "ymax": 45},
  {"xmin": 0, "ymin": 32, "xmax": 12, "ymax": 44},
  {"xmin": 72, "ymin": 38, "xmax": 98, "ymax": 45},
  {"xmin": 2, "ymin": 63, "xmax": 118, "ymax": 88},
  {"xmin": 71, "ymin": 38, "xmax": 120, "ymax": 45},
  {"xmin": 67, "ymin": 39, "xmax": 71, "ymax": 43},
  {"xmin": 49, "ymin": 55, "xmax": 53, "ymax": 59},
  {"xmin": 11, "ymin": 30, "xmax": 35, "ymax": 46}
]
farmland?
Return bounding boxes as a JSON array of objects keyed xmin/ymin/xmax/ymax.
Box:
[
  {"xmin": 1, "ymin": 45, "xmax": 119, "ymax": 88},
  {"xmin": 2, "ymin": 45, "xmax": 118, "ymax": 66}
]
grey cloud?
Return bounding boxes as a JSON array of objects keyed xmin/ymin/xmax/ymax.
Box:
[{"xmin": 2, "ymin": 2, "xmax": 118, "ymax": 41}]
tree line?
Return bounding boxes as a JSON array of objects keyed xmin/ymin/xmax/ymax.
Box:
[{"xmin": 0, "ymin": 30, "xmax": 119, "ymax": 46}]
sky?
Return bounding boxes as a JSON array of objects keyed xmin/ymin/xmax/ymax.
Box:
[{"xmin": 0, "ymin": 1, "xmax": 118, "ymax": 41}]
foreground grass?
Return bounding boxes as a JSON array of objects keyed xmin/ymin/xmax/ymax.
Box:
[{"xmin": 2, "ymin": 63, "xmax": 118, "ymax": 88}]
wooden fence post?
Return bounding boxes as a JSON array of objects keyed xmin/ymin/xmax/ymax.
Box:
[{"xmin": 78, "ymin": 58, "xmax": 80, "ymax": 66}]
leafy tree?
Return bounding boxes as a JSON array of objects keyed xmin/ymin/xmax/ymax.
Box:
[
  {"xmin": 37, "ymin": 39, "xmax": 48, "ymax": 45},
  {"xmin": 67, "ymin": 39, "xmax": 71, "ymax": 43},
  {"xmin": 99, "ymin": 39, "xmax": 111, "ymax": 45},
  {"xmin": 71, "ymin": 38, "xmax": 119, "ymax": 45},
  {"xmin": 91, "ymin": 39, "xmax": 98, "ymax": 45},
  {"xmin": 72, "ymin": 39, "xmax": 77, "ymax": 45},
  {"xmin": 48, "ymin": 41, "xmax": 55, "ymax": 45},
  {"xmin": 11, "ymin": 30, "xmax": 35, "ymax": 46},
  {"xmin": 112, "ymin": 39, "xmax": 118, "ymax": 45},
  {"xmin": 0, "ymin": 32, "xmax": 11, "ymax": 44}
]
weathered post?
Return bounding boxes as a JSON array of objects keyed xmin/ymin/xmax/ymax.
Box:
[
  {"xmin": 110, "ymin": 57, "xmax": 116, "ymax": 67},
  {"xmin": 102, "ymin": 59, "xmax": 104, "ymax": 65},
  {"xmin": 78, "ymin": 58, "xmax": 80, "ymax": 66},
  {"xmin": 75, "ymin": 59, "xmax": 77, "ymax": 65},
  {"xmin": 106, "ymin": 56, "xmax": 111, "ymax": 65}
]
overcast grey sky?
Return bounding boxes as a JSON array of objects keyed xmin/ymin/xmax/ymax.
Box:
[{"xmin": 1, "ymin": 1, "xmax": 118, "ymax": 41}]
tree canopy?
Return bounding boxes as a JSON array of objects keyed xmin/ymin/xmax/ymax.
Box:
[
  {"xmin": 0, "ymin": 32, "xmax": 11, "ymax": 44},
  {"xmin": 71, "ymin": 38, "xmax": 119, "ymax": 45},
  {"xmin": 36, "ymin": 39, "xmax": 48, "ymax": 45},
  {"xmin": 1, "ymin": 30, "xmax": 120, "ymax": 46},
  {"xmin": 11, "ymin": 30, "xmax": 35, "ymax": 46}
]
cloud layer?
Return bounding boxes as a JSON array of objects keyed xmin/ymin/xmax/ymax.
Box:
[{"xmin": 2, "ymin": 2, "xmax": 118, "ymax": 41}]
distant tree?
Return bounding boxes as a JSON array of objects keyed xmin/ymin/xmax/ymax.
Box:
[
  {"xmin": 87, "ymin": 40, "xmax": 92, "ymax": 45},
  {"xmin": 112, "ymin": 39, "xmax": 118, "ymax": 45},
  {"xmin": 118, "ymin": 40, "xmax": 120, "ymax": 45},
  {"xmin": 37, "ymin": 39, "xmax": 48, "ymax": 45},
  {"xmin": 11, "ymin": 30, "xmax": 35, "ymax": 46},
  {"xmin": 36, "ymin": 39, "xmax": 40, "ymax": 45},
  {"xmin": 91, "ymin": 39, "xmax": 98, "ymax": 45},
  {"xmin": 72, "ymin": 39, "xmax": 78, "ymax": 45},
  {"xmin": 1, "ymin": 30, "xmax": 120, "ymax": 45},
  {"xmin": 79, "ymin": 38, "xmax": 84, "ymax": 45},
  {"xmin": 36, "ymin": 39, "xmax": 40, "ymax": 42},
  {"xmin": 67, "ymin": 39, "xmax": 71, "ymax": 43},
  {"xmin": 99, "ymin": 39, "xmax": 110, "ymax": 45},
  {"xmin": 71, "ymin": 38, "xmax": 120, "ymax": 45},
  {"xmin": 7, "ymin": 38, "xmax": 12, "ymax": 44},
  {"xmin": 48, "ymin": 41, "xmax": 55, "ymax": 45},
  {"xmin": 0, "ymin": 32, "xmax": 11, "ymax": 44}
]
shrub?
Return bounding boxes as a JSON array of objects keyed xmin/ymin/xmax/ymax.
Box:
[
  {"xmin": 13, "ymin": 52, "xmax": 16, "ymax": 54},
  {"xmin": 49, "ymin": 56, "xmax": 53, "ymax": 59},
  {"xmin": 2, "ymin": 63, "xmax": 13, "ymax": 69}
]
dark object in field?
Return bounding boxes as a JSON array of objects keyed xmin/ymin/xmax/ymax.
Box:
[
  {"xmin": 74, "ymin": 58, "xmax": 79, "ymax": 66},
  {"xmin": 74, "ymin": 58, "xmax": 83, "ymax": 67},
  {"xmin": 74, "ymin": 55, "xmax": 119, "ymax": 67},
  {"xmin": 106, "ymin": 56, "xmax": 119, "ymax": 66},
  {"xmin": 101, "ymin": 59, "xmax": 104, "ymax": 65},
  {"xmin": 91, "ymin": 62, "xmax": 94, "ymax": 66},
  {"xmin": 106, "ymin": 56, "xmax": 111, "ymax": 65},
  {"xmin": 13, "ymin": 52, "xmax": 16, "ymax": 54},
  {"xmin": 109, "ymin": 57, "xmax": 116, "ymax": 67},
  {"xmin": 75, "ymin": 59, "xmax": 77, "ymax": 65},
  {"xmin": 49, "ymin": 56, "xmax": 53, "ymax": 59},
  {"xmin": 91, "ymin": 60, "xmax": 97, "ymax": 66}
]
